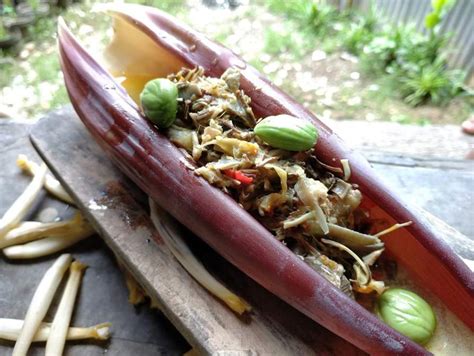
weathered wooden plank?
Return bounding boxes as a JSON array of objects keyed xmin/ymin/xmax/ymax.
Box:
[
  {"xmin": 30, "ymin": 107, "xmax": 362, "ymax": 354},
  {"xmin": 0, "ymin": 121, "xmax": 188, "ymax": 356},
  {"xmin": 29, "ymin": 107, "xmax": 473, "ymax": 354}
]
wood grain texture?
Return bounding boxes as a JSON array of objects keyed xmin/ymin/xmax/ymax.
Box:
[
  {"xmin": 29, "ymin": 107, "xmax": 473, "ymax": 355},
  {"xmin": 30, "ymin": 107, "xmax": 362, "ymax": 355},
  {"xmin": 0, "ymin": 120, "xmax": 188, "ymax": 356}
]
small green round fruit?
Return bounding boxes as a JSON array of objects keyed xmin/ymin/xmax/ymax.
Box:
[
  {"xmin": 140, "ymin": 78, "xmax": 178, "ymax": 129},
  {"xmin": 254, "ymin": 115, "xmax": 318, "ymax": 151},
  {"xmin": 377, "ymin": 288, "xmax": 436, "ymax": 345}
]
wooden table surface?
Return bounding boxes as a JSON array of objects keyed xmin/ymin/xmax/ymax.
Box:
[
  {"xmin": 0, "ymin": 118, "xmax": 189, "ymax": 355},
  {"xmin": 1, "ymin": 107, "xmax": 473, "ymax": 355}
]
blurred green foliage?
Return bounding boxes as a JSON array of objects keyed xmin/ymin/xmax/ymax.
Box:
[
  {"xmin": 127, "ymin": 0, "xmax": 186, "ymax": 14},
  {"xmin": 361, "ymin": 27, "xmax": 465, "ymax": 105},
  {"xmin": 265, "ymin": 0, "xmax": 346, "ymax": 41},
  {"xmin": 264, "ymin": 24, "xmax": 307, "ymax": 57},
  {"xmin": 29, "ymin": 52, "xmax": 60, "ymax": 82},
  {"xmin": 26, "ymin": 17, "xmax": 57, "ymax": 41},
  {"xmin": 400, "ymin": 60, "xmax": 465, "ymax": 106},
  {"xmin": 264, "ymin": 0, "xmax": 467, "ymax": 107},
  {"xmin": 359, "ymin": 0, "xmax": 465, "ymax": 106},
  {"xmin": 0, "ymin": 21, "xmax": 7, "ymax": 39},
  {"xmin": 0, "ymin": 57, "xmax": 14, "ymax": 88},
  {"xmin": 27, "ymin": 0, "xmax": 41, "ymax": 11},
  {"xmin": 342, "ymin": 10, "xmax": 377, "ymax": 55},
  {"xmin": 425, "ymin": 0, "xmax": 456, "ymax": 31},
  {"xmin": 263, "ymin": 0, "xmax": 349, "ymax": 57},
  {"xmin": 0, "ymin": 0, "xmax": 470, "ymax": 120},
  {"xmin": 0, "ymin": 0, "xmax": 187, "ymax": 118}
]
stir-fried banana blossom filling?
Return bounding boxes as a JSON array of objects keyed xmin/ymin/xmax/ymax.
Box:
[{"xmin": 161, "ymin": 67, "xmax": 403, "ymax": 298}]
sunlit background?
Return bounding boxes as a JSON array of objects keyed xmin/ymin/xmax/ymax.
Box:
[{"xmin": 1, "ymin": 0, "xmax": 473, "ymax": 126}]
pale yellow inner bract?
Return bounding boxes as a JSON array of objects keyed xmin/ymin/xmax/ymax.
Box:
[{"xmin": 104, "ymin": 13, "xmax": 185, "ymax": 104}]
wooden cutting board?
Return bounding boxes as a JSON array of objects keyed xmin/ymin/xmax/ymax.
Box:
[{"xmin": 30, "ymin": 106, "xmax": 473, "ymax": 355}]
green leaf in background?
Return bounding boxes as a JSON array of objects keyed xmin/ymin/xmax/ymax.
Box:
[
  {"xmin": 432, "ymin": 0, "xmax": 448, "ymax": 13},
  {"xmin": 432, "ymin": 0, "xmax": 456, "ymax": 13},
  {"xmin": 424, "ymin": 13, "xmax": 440, "ymax": 30}
]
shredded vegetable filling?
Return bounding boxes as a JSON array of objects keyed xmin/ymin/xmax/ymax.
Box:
[{"xmin": 163, "ymin": 67, "xmax": 405, "ymax": 299}]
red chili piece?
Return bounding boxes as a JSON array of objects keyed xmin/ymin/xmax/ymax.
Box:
[{"xmin": 223, "ymin": 169, "xmax": 253, "ymax": 185}]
